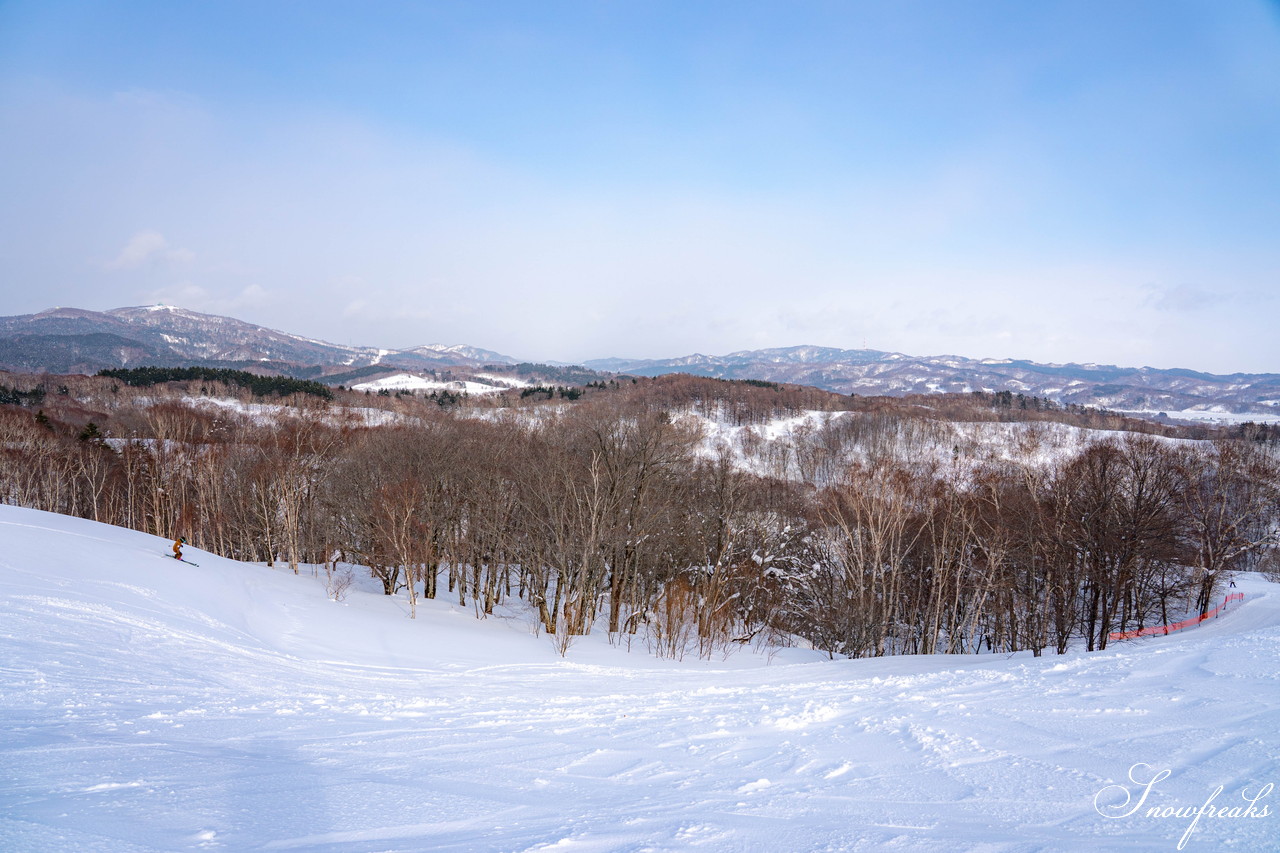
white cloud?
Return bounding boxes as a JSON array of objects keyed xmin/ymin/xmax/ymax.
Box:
[
  {"xmin": 1143, "ymin": 283, "xmax": 1227, "ymax": 313},
  {"xmin": 106, "ymin": 230, "xmax": 194, "ymax": 270},
  {"xmin": 233, "ymin": 284, "xmax": 268, "ymax": 308},
  {"xmin": 107, "ymin": 230, "xmax": 168, "ymax": 269},
  {"xmin": 143, "ymin": 281, "xmax": 209, "ymax": 306},
  {"xmin": 141, "ymin": 283, "xmax": 271, "ymax": 316}
]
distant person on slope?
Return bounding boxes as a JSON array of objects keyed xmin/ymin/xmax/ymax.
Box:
[{"xmin": 172, "ymin": 537, "xmax": 186, "ymax": 561}]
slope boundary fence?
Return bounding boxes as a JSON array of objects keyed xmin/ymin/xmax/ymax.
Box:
[{"xmin": 1109, "ymin": 592, "xmax": 1245, "ymax": 642}]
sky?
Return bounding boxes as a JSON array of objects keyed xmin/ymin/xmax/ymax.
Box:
[{"xmin": 1, "ymin": 1, "xmax": 1278, "ymax": 373}]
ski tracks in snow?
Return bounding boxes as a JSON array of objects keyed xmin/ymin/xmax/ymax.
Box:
[{"xmin": 2, "ymin": 505, "xmax": 1278, "ymax": 851}]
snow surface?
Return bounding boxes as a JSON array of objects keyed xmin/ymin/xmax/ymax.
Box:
[
  {"xmin": 1120, "ymin": 410, "xmax": 1280, "ymax": 426},
  {"xmin": 351, "ymin": 373, "xmax": 511, "ymax": 395},
  {"xmin": 474, "ymin": 373, "xmax": 533, "ymax": 389},
  {"xmin": 685, "ymin": 409, "xmax": 1118, "ymax": 482},
  {"xmin": 2, "ymin": 505, "xmax": 1278, "ymax": 851},
  {"xmin": 176, "ymin": 396, "xmax": 408, "ymax": 428}
]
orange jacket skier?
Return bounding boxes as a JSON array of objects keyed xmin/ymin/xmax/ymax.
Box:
[{"xmin": 172, "ymin": 537, "xmax": 186, "ymax": 560}]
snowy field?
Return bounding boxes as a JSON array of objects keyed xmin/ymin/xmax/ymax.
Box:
[
  {"xmin": 350, "ymin": 373, "xmax": 519, "ymax": 395},
  {"xmin": 1120, "ymin": 409, "xmax": 1280, "ymax": 426},
  {"xmin": 1, "ymin": 505, "xmax": 1277, "ymax": 852}
]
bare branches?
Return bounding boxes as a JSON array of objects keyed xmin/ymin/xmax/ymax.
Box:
[{"xmin": 2, "ymin": 371, "xmax": 1276, "ymax": 661}]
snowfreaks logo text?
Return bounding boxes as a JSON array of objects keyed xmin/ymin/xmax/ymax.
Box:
[{"xmin": 1094, "ymin": 763, "xmax": 1272, "ymax": 850}]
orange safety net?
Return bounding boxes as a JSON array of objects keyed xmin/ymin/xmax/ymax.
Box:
[{"xmin": 1108, "ymin": 592, "xmax": 1245, "ymax": 642}]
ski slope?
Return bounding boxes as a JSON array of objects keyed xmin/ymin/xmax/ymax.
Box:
[{"xmin": 1, "ymin": 505, "xmax": 1277, "ymax": 852}]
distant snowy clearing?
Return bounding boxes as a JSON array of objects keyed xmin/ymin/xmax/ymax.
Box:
[
  {"xmin": 1121, "ymin": 409, "xmax": 1280, "ymax": 426},
  {"xmin": 351, "ymin": 372, "xmax": 520, "ymax": 395},
  {"xmin": 180, "ymin": 395, "xmax": 407, "ymax": 427},
  {"xmin": 1, "ymin": 506, "xmax": 1277, "ymax": 851}
]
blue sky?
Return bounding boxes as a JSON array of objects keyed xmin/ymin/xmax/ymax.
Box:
[{"xmin": 1, "ymin": 1, "xmax": 1278, "ymax": 372}]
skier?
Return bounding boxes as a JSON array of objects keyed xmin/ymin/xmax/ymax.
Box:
[{"xmin": 172, "ymin": 536, "xmax": 186, "ymax": 561}]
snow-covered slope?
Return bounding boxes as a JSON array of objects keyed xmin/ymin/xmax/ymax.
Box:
[
  {"xmin": 682, "ymin": 408, "xmax": 1131, "ymax": 483},
  {"xmin": 2, "ymin": 505, "xmax": 1277, "ymax": 851},
  {"xmin": 350, "ymin": 372, "xmax": 522, "ymax": 395}
]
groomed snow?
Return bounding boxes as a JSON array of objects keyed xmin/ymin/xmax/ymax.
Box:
[{"xmin": 1, "ymin": 505, "xmax": 1277, "ymax": 851}]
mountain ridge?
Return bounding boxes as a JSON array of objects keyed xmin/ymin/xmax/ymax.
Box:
[
  {"xmin": 0, "ymin": 305, "xmax": 518, "ymax": 375},
  {"xmin": 584, "ymin": 349, "xmax": 1280, "ymax": 415},
  {"xmin": 1, "ymin": 305, "xmax": 1277, "ymax": 414}
]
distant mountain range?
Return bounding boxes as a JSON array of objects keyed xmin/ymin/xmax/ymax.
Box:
[
  {"xmin": 0, "ymin": 306, "xmax": 519, "ymax": 376},
  {"xmin": 1, "ymin": 306, "xmax": 1277, "ymax": 415},
  {"xmin": 585, "ymin": 346, "xmax": 1280, "ymax": 415}
]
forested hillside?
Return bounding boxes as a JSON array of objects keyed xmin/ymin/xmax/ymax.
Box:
[{"xmin": 2, "ymin": 369, "xmax": 1277, "ymax": 659}]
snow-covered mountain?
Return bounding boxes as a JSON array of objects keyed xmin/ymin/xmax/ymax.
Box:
[
  {"xmin": 0, "ymin": 306, "xmax": 518, "ymax": 374},
  {"xmin": 588, "ymin": 346, "xmax": 1280, "ymax": 416},
  {"xmin": 2, "ymin": 306, "xmax": 1277, "ymax": 414},
  {"xmin": 2, "ymin": 503, "xmax": 1278, "ymax": 850},
  {"xmin": 402, "ymin": 343, "xmax": 519, "ymax": 364}
]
